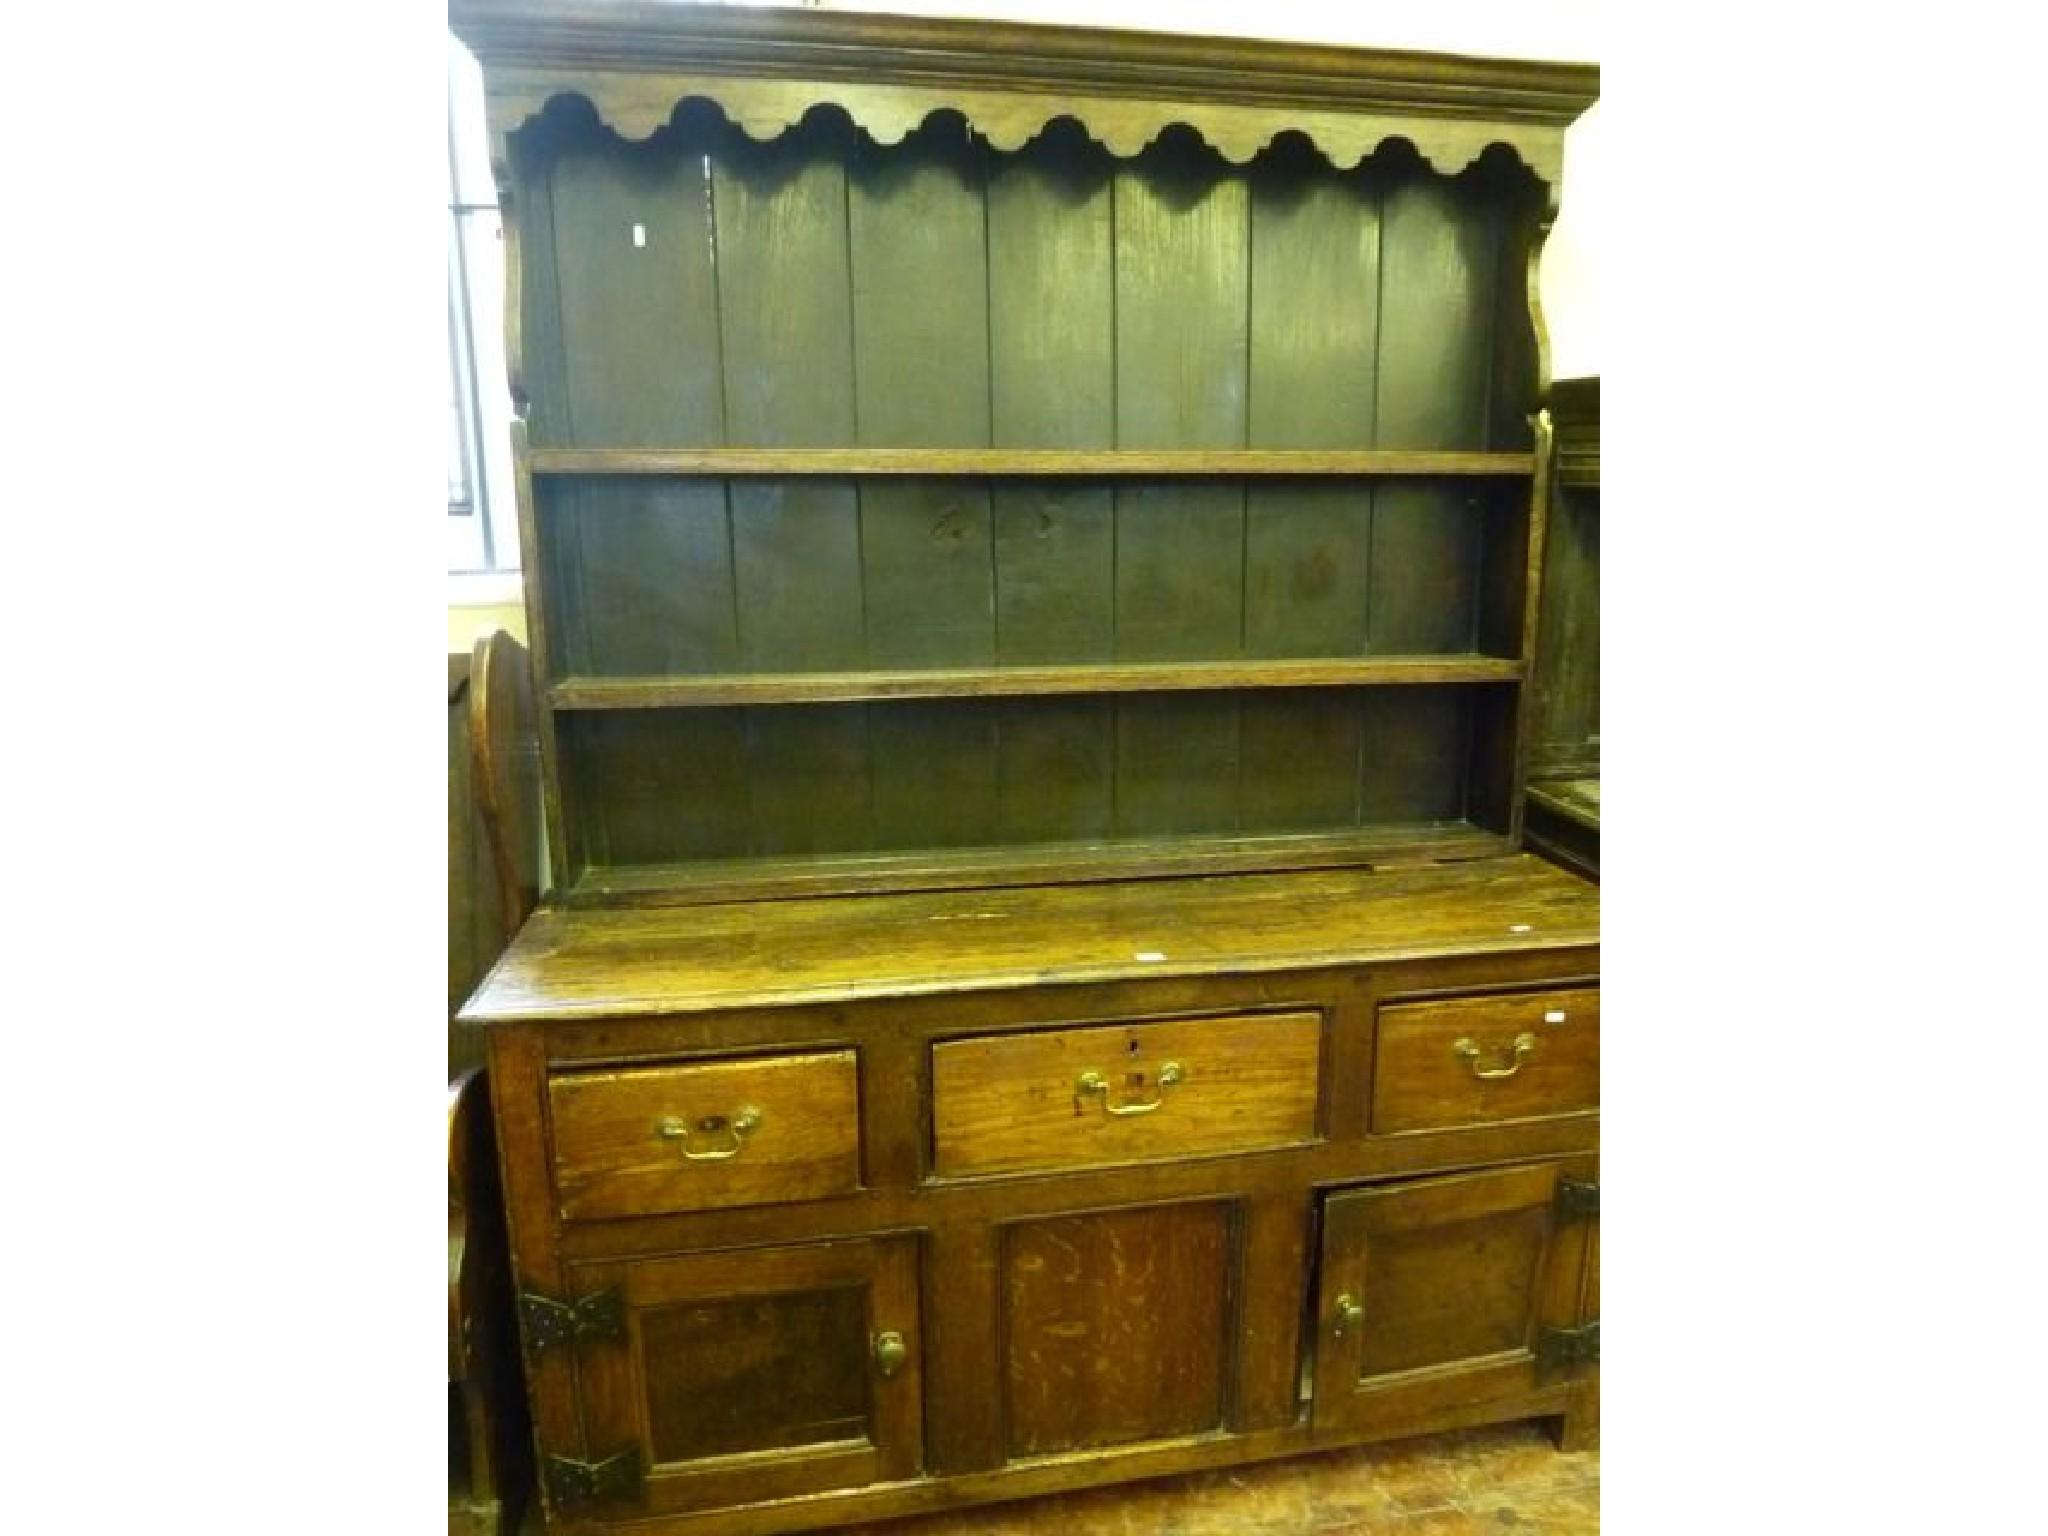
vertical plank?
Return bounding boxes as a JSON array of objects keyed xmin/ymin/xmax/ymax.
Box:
[
  {"xmin": 730, "ymin": 479, "xmax": 865, "ymax": 670},
  {"xmin": 535, "ymin": 476, "xmax": 592, "ymax": 679},
  {"xmin": 989, "ymin": 118, "xmax": 1118, "ymax": 716},
  {"xmin": 923, "ymin": 1223, "xmax": 1004, "ymax": 1473},
  {"xmin": 1375, "ymin": 165, "xmax": 1499, "ymax": 450},
  {"xmin": 1243, "ymin": 483, "xmax": 1372, "ymax": 659},
  {"xmin": 1357, "ymin": 688, "xmax": 1472, "ymax": 825},
  {"xmin": 712, "ymin": 119, "xmax": 856, "ymax": 446},
  {"xmin": 1117, "ymin": 694, "xmax": 1240, "ymax": 837},
  {"xmin": 848, "ymin": 117, "xmax": 990, "ymax": 446},
  {"xmin": 1528, "ymin": 493, "xmax": 1599, "ymax": 773},
  {"xmin": 1368, "ymin": 482, "xmax": 1482, "ymax": 654},
  {"xmin": 483, "ymin": 1028, "xmax": 588, "ymax": 1495},
  {"xmin": 509, "ymin": 425, "xmax": 571, "ymax": 886},
  {"xmin": 996, "ymin": 696, "xmax": 1114, "ymax": 845},
  {"xmin": 859, "ymin": 1027, "xmax": 924, "ymax": 1192},
  {"xmin": 558, "ymin": 478, "xmax": 737, "ymax": 676},
  {"xmin": 566, "ymin": 710, "xmax": 749, "ymax": 866},
  {"xmin": 516, "ymin": 135, "xmax": 571, "ymax": 447},
  {"xmin": 548, "ymin": 131, "xmax": 724, "ymax": 446},
  {"xmin": 1114, "ymin": 482, "xmax": 1245, "ymax": 661},
  {"xmin": 1232, "ymin": 1192, "xmax": 1312, "ymax": 1432},
  {"xmin": 992, "ymin": 483, "xmax": 1115, "ymax": 665},
  {"xmin": 1241, "ymin": 147, "xmax": 1377, "ymax": 678},
  {"xmin": 987, "ymin": 121, "xmax": 1115, "ymax": 447},
  {"xmin": 744, "ymin": 704, "xmax": 872, "ymax": 856},
  {"xmin": 1237, "ymin": 691, "xmax": 1362, "ymax": 832},
  {"xmin": 870, "ymin": 702, "xmax": 998, "ymax": 851},
  {"xmin": 861, "ymin": 479, "xmax": 994, "ymax": 667},
  {"xmin": 1114, "ymin": 129, "xmax": 1249, "ymax": 449},
  {"xmin": 1247, "ymin": 140, "xmax": 1380, "ymax": 449},
  {"xmin": 1487, "ymin": 172, "xmax": 1543, "ymax": 453}
]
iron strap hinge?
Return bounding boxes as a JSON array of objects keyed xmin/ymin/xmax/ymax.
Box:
[
  {"xmin": 543, "ymin": 1446, "xmax": 642, "ymax": 1510},
  {"xmin": 1556, "ymin": 1178, "xmax": 1600, "ymax": 1223},
  {"xmin": 520, "ymin": 1286, "xmax": 624, "ymax": 1355},
  {"xmin": 1536, "ymin": 1321, "xmax": 1600, "ymax": 1369}
]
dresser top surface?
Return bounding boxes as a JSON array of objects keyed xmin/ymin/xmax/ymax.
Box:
[{"xmin": 461, "ymin": 854, "xmax": 1598, "ymax": 1025}]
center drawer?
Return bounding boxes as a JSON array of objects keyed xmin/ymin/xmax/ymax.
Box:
[
  {"xmin": 548, "ymin": 1050, "xmax": 861, "ymax": 1221},
  {"xmin": 930, "ymin": 1012, "xmax": 1323, "ymax": 1179}
]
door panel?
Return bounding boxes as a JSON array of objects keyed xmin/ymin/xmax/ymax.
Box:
[
  {"xmin": 1311, "ymin": 1157, "xmax": 1595, "ymax": 1435},
  {"xmin": 1001, "ymin": 1201, "xmax": 1234, "ymax": 1457},
  {"xmin": 571, "ymin": 1237, "xmax": 922, "ymax": 1517}
]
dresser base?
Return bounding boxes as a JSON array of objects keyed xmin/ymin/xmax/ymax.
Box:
[{"xmin": 542, "ymin": 1387, "xmax": 1596, "ymax": 1536}]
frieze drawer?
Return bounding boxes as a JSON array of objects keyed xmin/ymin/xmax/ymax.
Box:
[
  {"xmin": 931, "ymin": 1011, "xmax": 1323, "ymax": 1178},
  {"xmin": 1371, "ymin": 988, "xmax": 1598, "ymax": 1134},
  {"xmin": 548, "ymin": 1051, "xmax": 861, "ymax": 1220}
]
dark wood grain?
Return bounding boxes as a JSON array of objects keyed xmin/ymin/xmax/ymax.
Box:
[
  {"xmin": 565, "ymin": 821, "xmax": 1512, "ymax": 907},
  {"xmin": 987, "ymin": 122, "xmax": 1115, "ymax": 449},
  {"xmin": 1003, "ymin": 1202, "xmax": 1233, "ymax": 1455},
  {"xmin": 546, "ymin": 127, "xmax": 724, "ymax": 446},
  {"xmin": 543, "ymin": 477, "xmax": 738, "ymax": 678},
  {"xmin": 930, "ymin": 1011, "xmax": 1323, "ymax": 1177},
  {"xmin": 547, "ymin": 1050, "xmax": 862, "ymax": 1220},
  {"xmin": 463, "ymin": 854, "xmax": 1598, "ymax": 1022},
  {"xmin": 1372, "ymin": 986, "xmax": 1599, "ymax": 1134},
  {"xmin": 1114, "ymin": 130, "xmax": 1248, "ymax": 450},
  {"xmin": 848, "ymin": 117, "xmax": 990, "ymax": 447},
  {"xmin": 712, "ymin": 118, "xmax": 856, "ymax": 447}
]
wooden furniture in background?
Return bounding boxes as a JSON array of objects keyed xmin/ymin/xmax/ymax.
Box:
[
  {"xmin": 450, "ymin": 631, "xmax": 540, "ymax": 1535},
  {"xmin": 1525, "ymin": 376, "xmax": 1599, "ymax": 880},
  {"xmin": 448, "ymin": 4, "xmax": 1599, "ymax": 1531}
]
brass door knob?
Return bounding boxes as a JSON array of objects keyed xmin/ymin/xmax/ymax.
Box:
[
  {"xmin": 1333, "ymin": 1293, "xmax": 1364, "ymax": 1337},
  {"xmin": 873, "ymin": 1330, "xmax": 908, "ymax": 1379}
]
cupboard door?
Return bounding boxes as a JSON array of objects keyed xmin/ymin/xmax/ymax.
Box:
[
  {"xmin": 1001, "ymin": 1201, "xmax": 1234, "ymax": 1458},
  {"xmin": 1311, "ymin": 1157, "xmax": 1595, "ymax": 1435},
  {"xmin": 570, "ymin": 1237, "xmax": 922, "ymax": 1517}
]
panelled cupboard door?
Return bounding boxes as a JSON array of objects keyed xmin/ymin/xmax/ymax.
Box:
[
  {"xmin": 569, "ymin": 1237, "xmax": 922, "ymax": 1518},
  {"xmin": 1311, "ymin": 1156, "xmax": 1596, "ymax": 1435}
]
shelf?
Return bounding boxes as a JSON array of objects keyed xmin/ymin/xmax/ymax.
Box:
[
  {"xmin": 526, "ymin": 448, "xmax": 1537, "ymax": 479},
  {"xmin": 563, "ymin": 823, "xmax": 1514, "ymax": 908},
  {"xmin": 1527, "ymin": 776, "xmax": 1599, "ymax": 832},
  {"xmin": 548, "ymin": 655, "xmax": 1525, "ymax": 711}
]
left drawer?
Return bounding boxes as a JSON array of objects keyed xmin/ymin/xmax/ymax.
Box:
[{"xmin": 548, "ymin": 1051, "xmax": 861, "ymax": 1221}]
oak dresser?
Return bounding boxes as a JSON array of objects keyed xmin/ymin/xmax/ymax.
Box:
[{"xmin": 450, "ymin": 4, "xmax": 1601, "ymax": 1531}]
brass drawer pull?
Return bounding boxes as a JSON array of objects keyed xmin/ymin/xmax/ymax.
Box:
[
  {"xmin": 1076, "ymin": 1061, "xmax": 1185, "ymax": 1117},
  {"xmin": 656, "ymin": 1105, "xmax": 763, "ymax": 1161},
  {"xmin": 1452, "ymin": 1033, "xmax": 1538, "ymax": 1081}
]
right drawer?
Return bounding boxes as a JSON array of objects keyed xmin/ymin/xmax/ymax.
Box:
[{"xmin": 1371, "ymin": 986, "xmax": 1598, "ymax": 1134}]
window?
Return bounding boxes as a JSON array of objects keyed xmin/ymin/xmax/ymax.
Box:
[{"xmin": 447, "ymin": 38, "xmax": 519, "ymax": 574}]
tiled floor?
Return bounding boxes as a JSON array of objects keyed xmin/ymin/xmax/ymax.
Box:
[{"xmin": 843, "ymin": 1423, "xmax": 1600, "ymax": 1535}]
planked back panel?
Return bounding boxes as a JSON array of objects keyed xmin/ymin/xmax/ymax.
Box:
[
  {"xmin": 511, "ymin": 106, "xmax": 1545, "ymax": 896},
  {"xmin": 519, "ymin": 108, "xmax": 1531, "ymax": 457},
  {"xmin": 558, "ymin": 684, "xmax": 1492, "ymax": 872}
]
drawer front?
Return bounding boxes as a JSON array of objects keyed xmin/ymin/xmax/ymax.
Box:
[
  {"xmin": 1372, "ymin": 987, "xmax": 1598, "ymax": 1133},
  {"xmin": 549, "ymin": 1051, "xmax": 860, "ymax": 1220},
  {"xmin": 931, "ymin": 1012, "xmax": 1322, "ymax": 1178}
]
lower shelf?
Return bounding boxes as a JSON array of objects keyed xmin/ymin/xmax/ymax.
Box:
[{"xmin": 564, "ymin": 821, "xmax": 1512, "ymax": 906}]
